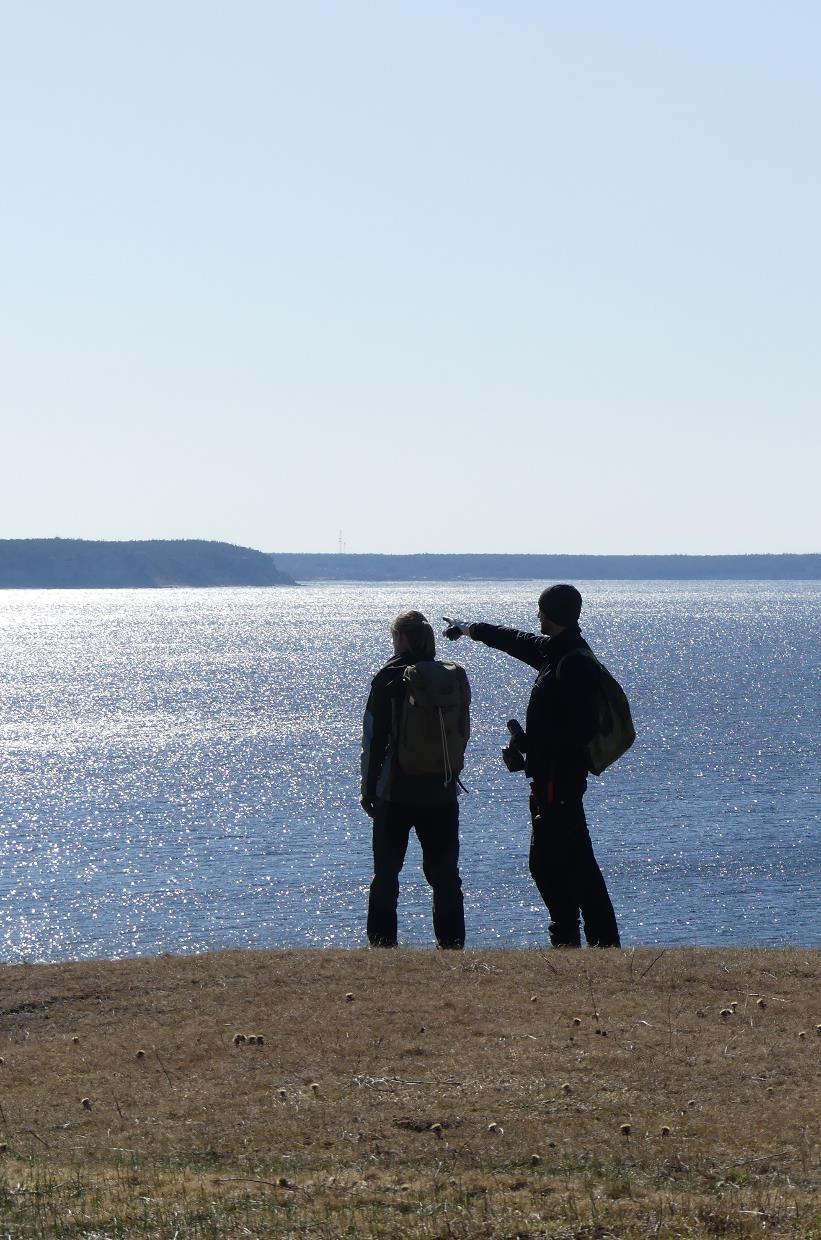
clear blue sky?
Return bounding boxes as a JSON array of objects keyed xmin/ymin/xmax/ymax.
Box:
[{"xmin": 2, "ymin": 2, "xmax": 818, "ymax": 554}]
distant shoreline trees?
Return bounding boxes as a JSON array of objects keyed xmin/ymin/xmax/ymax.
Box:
[
  {"xmin": 270, "ymin": 551, "xmax": 820, "ymax": 582},
  {"xmin": 1, "ymin": 541, "xmax": 817, "ymax": 587},
  {"xmin": 0, "ymin": 539, "xmax": 295, "ymax": 588}
]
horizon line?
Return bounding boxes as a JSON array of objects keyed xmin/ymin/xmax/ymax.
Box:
[
  {"xmin": 271, "ymin": 550, "xmax": 820, "ymax": 558},
  {"xmin": 2, "ymin": 540, "xmax": 818, "ymax": 558}
]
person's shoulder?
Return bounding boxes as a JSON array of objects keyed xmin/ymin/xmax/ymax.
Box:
[
  {"xmin": 557, "ymin": 641, "xmax": 600, "ymax": 677},
  {"xmin": 370, "ymin": 656, "xmax": 408, "ymax": 691}
]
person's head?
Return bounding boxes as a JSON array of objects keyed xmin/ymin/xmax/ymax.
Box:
[
  {"xmin": 537, "ymin": 583, "xmax": 583, "ymax": 636},
  {"xmin": 391, "ymin": 610, "xmax": 436, "ymax": 659}
]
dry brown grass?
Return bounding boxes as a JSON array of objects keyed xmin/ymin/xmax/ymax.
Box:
[{"xmin": 0, "ymin": 946, "xmax": 818, "ymax": 1237}]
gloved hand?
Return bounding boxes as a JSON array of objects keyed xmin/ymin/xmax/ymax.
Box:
[
  {"xmin": 360, "ymin": 795, "xmax": 375, "ymax": 818},
  {"xmin": 442, "ymin": 617, "xmax": 472, "ymax": 640}
]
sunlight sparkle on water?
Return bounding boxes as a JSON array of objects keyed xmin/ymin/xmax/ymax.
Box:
[{"xmin": 0, "ymin": 582, "xmax": 818, "ymax": 960}]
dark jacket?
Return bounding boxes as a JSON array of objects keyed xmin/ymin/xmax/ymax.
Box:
[
  {"xmin": 469, "ymin": 622, "xmax": 600, "ymax": 800},
  {"xmin": 360, "ymin": 653, "xmax": 459, "ymax": 806}
]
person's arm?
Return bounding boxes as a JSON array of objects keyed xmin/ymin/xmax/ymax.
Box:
[
  {"xmin": 467, "ymin": 622, "xmax": 551, "ymax": 671},
  {"xmin": 360, "ymin": 672, "xmax": 393, "ymax": 814}
]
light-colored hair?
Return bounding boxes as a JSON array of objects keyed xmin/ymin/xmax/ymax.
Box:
[{"xmin": 391, "ymin": 610, "xmax": 436, "ymax": 659}]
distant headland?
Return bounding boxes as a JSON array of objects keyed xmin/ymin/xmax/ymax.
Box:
[
  {"xmin": 271, "ymin": 552, "xmax": 820, "ymax": 581},
  {"xmin": 2, "ymin": 544, "xmax": 818, "ymax": 588},
  {"xmin": 0, "ymin": 540, "xmax": 295, "ymax": 588}
]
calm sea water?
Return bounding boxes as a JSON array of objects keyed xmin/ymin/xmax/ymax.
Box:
[{"xmin": 0, "ymin": 582, "xmax": 818, "ymax": 962}]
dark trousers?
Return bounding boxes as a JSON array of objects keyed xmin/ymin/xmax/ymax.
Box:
[
  {"xmin": 528, "ymin": 793, "xmax": 620, "ymax": 948},
  {"xmin": 367, "ymin": 801, "xmax": 465, "ymax": 949}
]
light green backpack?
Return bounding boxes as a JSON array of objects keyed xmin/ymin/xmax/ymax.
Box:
[
  {"xmin": 557, "ymin": 650, "xmax": 636, "ymax": 776},
  {"xmin": 396, "ymin": 661, "xmax": 471, "ymax": 784}
]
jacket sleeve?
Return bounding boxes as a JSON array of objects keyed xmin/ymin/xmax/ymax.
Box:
[
  {"xmin": 469, "ymin": 622, "xmax": 551, "ymax": 671},
  {"xmin": 360, "ymin": 673, "xmax": 394, "ymax": 802}
]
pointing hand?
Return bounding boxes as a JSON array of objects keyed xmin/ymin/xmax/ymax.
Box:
[{"xmin": 442, "ymin": 617, "xmax": 472, "ymax": 640}]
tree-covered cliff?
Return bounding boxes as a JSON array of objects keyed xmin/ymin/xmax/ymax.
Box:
[{"xmin": 0, "ymin": 540, "xmax": 295, "ymax": 588}]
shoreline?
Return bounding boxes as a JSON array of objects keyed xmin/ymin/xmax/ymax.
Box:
[
  {"xmin": 271, "ymin": 551, "xmax": 821, "ymax": 583},
  {"xmin": 4, "ymin": 941, "xmax": 819, "ymax": 973}
]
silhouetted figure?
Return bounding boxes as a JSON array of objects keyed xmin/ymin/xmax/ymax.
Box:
[
  {"xmin": 445, "ymin": 585, "xmax": 620, "ymax": 948},
  {"xmin": 361, "ymin": 611, "xmax": 470, "ymax": 948}
]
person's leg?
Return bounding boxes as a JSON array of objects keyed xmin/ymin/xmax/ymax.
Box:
[
  {"xmin": 571, "ymin": 804, "xmax": 620, "ymax": 948},
  {"xmin": 415, "ymin": 803, "xmax": 465, "ymax": 949},
  {"xmin": 367, "ymin": 802, "xmax": 411, "ymax": 947},
  {"xmin": 528, "ymin": 793, "xmax": 583, "ymax": 947}
]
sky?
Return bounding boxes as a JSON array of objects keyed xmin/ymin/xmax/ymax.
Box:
[{"xmin": 1, "ymin": 2, "xmax": 819, "ymax": 555}]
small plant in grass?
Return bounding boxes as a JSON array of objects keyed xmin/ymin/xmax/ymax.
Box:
[{"xmin": 604, "ymin": 1177, "xmax": 632, "ymax": 1199}]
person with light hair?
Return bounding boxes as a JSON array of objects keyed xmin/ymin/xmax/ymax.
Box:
[{"xmin": 361, "ymin": 610, "xmax": 470, "ymax": 949}]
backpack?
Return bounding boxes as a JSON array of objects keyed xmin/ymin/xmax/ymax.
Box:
[
  {"xmin": 557, "ymin": 649, "xmax": 636, "ymax": 776},
  {"xmin": 395, "ymin": 660, "xmax": 471, "ymax": 784}
]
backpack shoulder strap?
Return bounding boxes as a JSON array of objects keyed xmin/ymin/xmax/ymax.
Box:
[{"xmin": 556, "ymin": 647, "xmax": 599, "ymax": 676}]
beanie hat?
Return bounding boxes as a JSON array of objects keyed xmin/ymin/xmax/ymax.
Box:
[{"xmin": 537, "ymin": 583, "xmax": 582, "ymax": 627}]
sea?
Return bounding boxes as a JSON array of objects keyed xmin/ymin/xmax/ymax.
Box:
[{"xmin": 0, "ymin": 581, "xmax": 818, "ymax": 963}]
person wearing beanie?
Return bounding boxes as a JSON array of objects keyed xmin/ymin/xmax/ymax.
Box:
[{"xmin": 444, "ymin": 587, "xmax": 620, "ymax": 948}]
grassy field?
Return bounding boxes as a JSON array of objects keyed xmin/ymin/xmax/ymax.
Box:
[{"xmin": 0, "ymin": 946, "xmax": 817, "ymax": 1238}]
